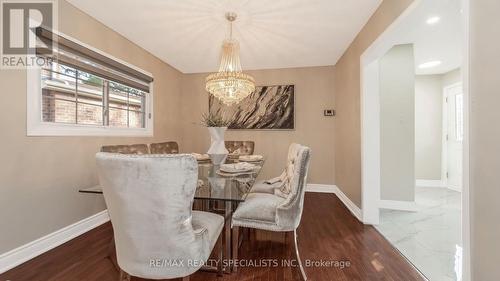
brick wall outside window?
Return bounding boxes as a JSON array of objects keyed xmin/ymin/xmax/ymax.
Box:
[{"xmin": 42, "ymin": 90, "xmax": 141, "ymax": 127}]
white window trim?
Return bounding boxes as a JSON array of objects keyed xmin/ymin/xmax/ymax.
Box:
[{"xmin": 26, "ymin": 31, "xmax": 154, "ymax": 137}]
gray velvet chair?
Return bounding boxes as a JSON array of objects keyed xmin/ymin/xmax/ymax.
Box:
[
  {"xmin": 96, "ymin": 153, "xmax": 224, "ymax": 281},
  {"xmin": 100, "ymin": 144, "xmax": 149, "ymax": 154},
  {"xmin": 231, "ymin": 143, "xmax": 311, "ymax": 280},
  {"xmin": 149, "ymin": 141, "xmax": 179, "ymax": 154},
  {"xmin": 225, "ymin": 141, "xmax": 255, "ymax": 155}
]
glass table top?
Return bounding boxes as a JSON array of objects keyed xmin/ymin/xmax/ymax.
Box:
[{"xmin": 79, "ymin": 159, "xmax": 264, "ymax": 202}]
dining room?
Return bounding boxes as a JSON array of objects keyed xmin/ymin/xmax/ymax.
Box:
[{"xmin": 2, "ymin": 0, "xmax": 496, "ymax": 280}]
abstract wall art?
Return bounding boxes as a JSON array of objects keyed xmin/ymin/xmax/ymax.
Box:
[{"xmin": 209, "ymin": 85, "xmax": 295, "ymax": 130}]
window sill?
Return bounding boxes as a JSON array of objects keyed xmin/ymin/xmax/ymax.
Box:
[{"xmin": 27, "ymin": 122, "xmax": 153, "ymax": 137}]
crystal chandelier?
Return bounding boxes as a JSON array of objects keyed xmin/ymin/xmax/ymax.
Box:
[{"xmin": 206, "ymin": 12, "xmax": 255, "ymax": 106}]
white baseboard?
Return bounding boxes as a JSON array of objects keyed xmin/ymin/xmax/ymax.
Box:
[
  {"xmin": 0, "ymin": 210, "xmax": 110, "ymax": 274},
  {"xmin": 415, "ymin": 179, "xmax": 446, "ymax": 188},
  {"xmin": 306, "ymin": 184, "xmax": 337, "ymax": 193},
  {"xmin": 334, "ymin": 187, "xmax": 363, "ymax": 222},
  {"xmin": 416, "ymin": 179, "xmax": 462, "ymax": 193},
  {"xmin": 379, "ymin": 200, "xmax": 418, "ymax": 212},
  {"xmin": 0, "ymin": 184, "xmax": 365, "ymax": 274},
  {"xmin": 306, "ymin": 184, "xmax": 363, "ymax": 222}
]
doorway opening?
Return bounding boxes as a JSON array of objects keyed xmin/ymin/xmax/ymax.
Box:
[
  {"xmin": 443, "ymin": 82, "xmax": 464, "ymax": 192},
  {"xmin": 360, "ymin": 0, "xmax": 469, "ymax": 280}
]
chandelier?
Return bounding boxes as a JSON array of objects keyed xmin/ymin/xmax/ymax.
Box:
[{"xmin": 206, "ymin": 12, "xmax": 255, "ymax": 106}]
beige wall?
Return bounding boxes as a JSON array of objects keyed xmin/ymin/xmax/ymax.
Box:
[
  {"xmin": 6, "ymin": 2, "xmax": 500, "ymax": 280},
  {"xmin": 180, "ymin": 67, "xmax": 335, "ymax": 184},
  {"xmin": 332, "ymin": 0, "xmax": 500, "ymax": 277},
  {"xmin": 470, "ymin": 0, "xmax": 500, "ymax": 279},
  {"xmin": 0, "ymin": 2, "xmax": 336, "ymax": 255},
  {"xmin": 415, "ymin": 74, "xmax": 443, "ymax": 180},
  {"xmin": 0, "ymin": 0, "xmax": 183, "ymax": 253},
  {"xmin": 334, "ymin": 0, "xmax": 414, "ymax": 207},
  {"xmin": 380, "ymin": 44, "xmax": 415, "ymax": 202}
]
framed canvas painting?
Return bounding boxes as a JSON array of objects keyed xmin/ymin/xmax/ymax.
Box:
[{"xmin": 209, "ymin": 85, "xmax": 295, "ymax": 130}]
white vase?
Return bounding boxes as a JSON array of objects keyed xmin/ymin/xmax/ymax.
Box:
[{"xmin": 207, "ymin": 127, "xmax": 229, "ymax": 165}]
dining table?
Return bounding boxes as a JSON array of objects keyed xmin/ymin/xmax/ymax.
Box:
[{"xmin": 78, "ymin": 156, "xmax": 265, "ymax": 274}]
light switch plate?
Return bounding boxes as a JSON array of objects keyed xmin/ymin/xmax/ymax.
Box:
[{"xmin": 324, "ymin": 109, "xmax": 335, "ymax": 116}]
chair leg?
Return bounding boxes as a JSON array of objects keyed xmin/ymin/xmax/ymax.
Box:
[
  {"xmin": 224, "ymin": 202, "xmax": 232, "ymax": 272},
  {"xmin": 232, "ymin": 226, "xmax": 239, "ymax": 272},
  {"xmin": 217, "ymin": 231, "xmax": 223, "ymax": 276},
  {"xmin": 293, "ymin": 230, "xmax": 307, "ymax": 281}
]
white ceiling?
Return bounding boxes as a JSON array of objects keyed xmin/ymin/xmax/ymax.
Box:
[
  {"xmin": 390, "ymin": 0, "xmax": 463, "ymax": 75},
  {"xmin": 67, "ymin": 0, "xmax": 382, "ymax": 73}
]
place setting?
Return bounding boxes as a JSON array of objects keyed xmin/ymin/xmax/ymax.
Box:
[
  {"xmin": 216, "ymin": 161, "xmax": 262, "ymax": 177},
  {"xmin": 238, "ymin": 154, "xmax": 264, "ymax": 163}
]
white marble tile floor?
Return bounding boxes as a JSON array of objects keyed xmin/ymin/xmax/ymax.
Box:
[{"xmin": 375, "ymin": 186, "xmax": 462, "ymax": 281}]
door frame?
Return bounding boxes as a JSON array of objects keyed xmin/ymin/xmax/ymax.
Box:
[
  {"xmin": 360, "ymin": 0, "xmax": 422, "ymax": 226},
  {"xmin": 359, "ymin": 0, "xmax": 470, "ymax": 280},
  {"xmin": 442, "ymin": 82, "xmax": 464, "ymax": 191}
]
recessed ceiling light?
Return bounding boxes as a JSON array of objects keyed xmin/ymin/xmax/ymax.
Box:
[
  {"xmin": 426, "ymin": 16, "xmax": 441, "ymax": 25},
  {"xmin": 418, "ymin": 60, "xmax": 442, "ymax": 69}
]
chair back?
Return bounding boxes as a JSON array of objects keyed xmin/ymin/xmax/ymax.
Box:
[
  {"xmin": 96, "ymin": 153, "xmax": 203, "ymax": 279},
  {"xmin": 100, "ymin": 144, "xmax": 149, "ymax": 154},
  {"xmin": 276, "ymin": 144, "xmax": 311, "ymax": 230},
  {"xmin": 225, "ymin": 141, "xmax": 255, "ymax": 155},
  {"xmin": 150, "ymin": 141, "xmax": 179, "ymax": 154}
]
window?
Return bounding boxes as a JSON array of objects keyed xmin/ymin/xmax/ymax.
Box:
[
  {"xmin": 41, "ymin": 62, "xmax": 146, "ymax": 128},
  {"xmin": 28, "ymin": 28, "xmax": 153, "ymax": 136}
]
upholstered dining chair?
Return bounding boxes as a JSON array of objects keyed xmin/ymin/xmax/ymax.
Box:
[
  {"xmin": 225, "ymin": 141, "xmax": 255, "ymax": 155},
  {"xmin": 231, "ymin": 143, "xmax": 311, "ymax": 280},
  {"xmin": 100, "ymin": 144, "xmax": 149, "ymax": 154},
  {"xmin": 96, "ymin": 153, "xmax": 224, "ymax": 281},
  {"xmin": 150, "ymin": 141, "xmax": 180, "ymax": 154}
]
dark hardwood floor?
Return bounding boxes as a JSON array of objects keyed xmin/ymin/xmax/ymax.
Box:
[{"xmin": 0, "ymin": 193, "xmax": 424, "ymax": 281}]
